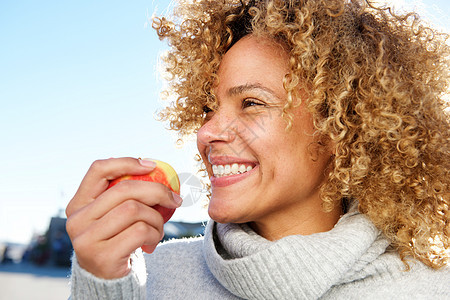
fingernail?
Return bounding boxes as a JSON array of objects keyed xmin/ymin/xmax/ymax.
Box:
[
  {"xmin": 171, "ymin": 192, "xmax": 183, "ymax": 206},
  {"xmin": 139, "ymin": 158, "xmax": 156, "ymax": 168}
]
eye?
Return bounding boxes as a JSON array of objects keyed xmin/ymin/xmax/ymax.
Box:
[
  {"xmin": 203, "ymin": 105, "xmax": 213, "ymax": 113},
  {"xmin": 202, "ymin": 105, "xmax": 215, "ymax": 122},
  {"xmin": 242, "ymin": 98, "xmax": 265, "ymax": 109}
]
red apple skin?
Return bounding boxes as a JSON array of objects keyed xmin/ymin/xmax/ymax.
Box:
[{"xmin": 107, "ymin": 160, "xmax": 180, "ymax": 223}]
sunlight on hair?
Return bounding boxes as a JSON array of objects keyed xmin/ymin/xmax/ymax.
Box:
[{"xmin": 378, "ymin": 0, "xmax": 450, "ymax": 31}]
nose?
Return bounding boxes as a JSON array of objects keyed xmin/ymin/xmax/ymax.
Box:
[{"xmin": 197, "ymin": 108, "xmax": 237, "ymax": 147}]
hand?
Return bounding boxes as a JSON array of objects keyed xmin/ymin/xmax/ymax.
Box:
[{"xmin": 65, "ymin": 157, "xmax": 182, "ymax": 279}]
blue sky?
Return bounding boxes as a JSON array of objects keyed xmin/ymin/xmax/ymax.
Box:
[{"xmin": 0, "ymin": 0, "xmax": 448, "ymax": 244}]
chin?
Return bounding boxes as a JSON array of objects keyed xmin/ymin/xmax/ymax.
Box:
[
  {"xmin": 208, "ymin": 207, "xmax": 231, "ymax": 224},
  {"xmin": 208, "ymin": 201, "xmax": 241, "ymax": 224},
  {"xmin": 208, "ymin": 206, "xmax": 254, "ymax": 225}
]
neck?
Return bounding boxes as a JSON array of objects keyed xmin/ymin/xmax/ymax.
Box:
[{"xmin": 249, "ymin": 201, "xmax": 342, "ymax": 241}]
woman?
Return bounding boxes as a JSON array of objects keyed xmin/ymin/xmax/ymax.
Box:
[{"xmin": 66, "ymin": 0, "xmax": 449, "ymax": 298}]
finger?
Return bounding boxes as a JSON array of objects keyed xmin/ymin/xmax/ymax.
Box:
[
  {"xmin": 66, "ymin": 180, "xmax": 180, "ymax": 237},
  {"xmin": 103, "ymin": 221, "xmax": 162, "ymax": 261},
  {"xmin": 75, "ymin": 157, "xmax": 156, "ymax": 208},
  {"xmin": 89, "ymin": 179, "xmax": 181, "ymax": 221},
  {"xmin": 66, "ymin": 157, "xmax": 156, "ymax": 217},
  {"xmin": 92, "ymin": 200, "xmax": 165, "ymax": 241},
  {"xmin": 141, "ymin": 244, "xmax": 158, "ymax": 254},
  {"xmin": 71, "ymin": 232, "xmax": 133, "ymax": 279}
]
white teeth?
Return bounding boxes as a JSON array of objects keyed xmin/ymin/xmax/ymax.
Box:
[
  {"xmin": 231, "ymin": 163, "xmax": 239, "ymax": 174},
  {"xmin": 218, "ymin": 165, "xmax": 224, "ymax": 175},
  {"xmin": 212, "ymin": 163, "xmax": 255, "ymax": 177}
]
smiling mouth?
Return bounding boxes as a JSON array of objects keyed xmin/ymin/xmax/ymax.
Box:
[{"xmin": 212, "ymin": 163, "xmax": 254, "ymax": 178}]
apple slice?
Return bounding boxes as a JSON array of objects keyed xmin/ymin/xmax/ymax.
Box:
[{"xmin": 108, "ymin": 159, "xmax": 180, "ymax": 223}]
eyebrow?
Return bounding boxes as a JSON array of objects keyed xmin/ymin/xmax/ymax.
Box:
[{"xmin": 226, "ymin": 83, "xmax": 280, "ymax": 100}]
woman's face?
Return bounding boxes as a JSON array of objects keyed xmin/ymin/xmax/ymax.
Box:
[{"xmin": 197, "ymin": 36, "xmax": 336, "ymax": 238}]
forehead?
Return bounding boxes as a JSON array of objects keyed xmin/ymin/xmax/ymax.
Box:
[
  {"xmin": 214, "ymin": 35, "xmax": 290, "ymax": 98},
  {"xmin": 218, "ymin": 35, "xmax": 289, "ymax": 74}
]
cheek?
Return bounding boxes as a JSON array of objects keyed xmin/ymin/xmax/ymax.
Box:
[
  {"xmin": 259, "ymin": 124, "xmax": 317, "ymax": 169},
  {"xmin": 250, "ymin": 122, "xmax": 289, "ymax": 152},
  {"xmin": 239, "ymin": 116, "xmax": 281, "ymax": 142}
]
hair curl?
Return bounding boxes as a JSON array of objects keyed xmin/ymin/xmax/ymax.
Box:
[{"xmin": 152, "ymin": 0, "xmax": 450, "ymax": 269}]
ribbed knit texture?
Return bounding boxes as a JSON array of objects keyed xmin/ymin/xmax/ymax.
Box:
[
  {"xmin": 69, "ymin": 205, "xmax": 450, "ymax": 299},
  {"xmin": 203, "ymin": 206, "xmax": 388, "ymax": 299},
  {"xmin": 69, "ymin": 249, "xmax": 146, "ymax": 300}
]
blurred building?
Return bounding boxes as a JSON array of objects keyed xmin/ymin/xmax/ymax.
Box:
[
  {"xmin": 47, "ymin": 217, "xmax": 73, "ymax": 267},
  {"xmin": 25, "ymin": 216, "xmax": 205, "ymax": 266},
  {"xmin": 0, "ymin": 242, "xmax": 27, "ymax": 264},
  {"xmin": 23, "ymin": 216, "xmax": 72, "ymax": 267}
]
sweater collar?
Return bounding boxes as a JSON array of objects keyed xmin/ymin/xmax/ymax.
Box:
[{"xmin": 203, "ymin": 205, "xmax": 391, "ymax": 299}]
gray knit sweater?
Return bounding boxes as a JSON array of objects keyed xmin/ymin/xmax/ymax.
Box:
[{"xmin": 70, "ymin": 206, "xmax": 450, "ymax": 299}]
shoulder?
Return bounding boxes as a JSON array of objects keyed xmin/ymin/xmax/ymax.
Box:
[
  {"xmin": 145, "ymin": 235, "xmax": 206, "ymax": 272},
  {"xmin": 149, "ymin": 235, "xmax": 205, "ymax": 260},
  {"xmin": 389, "ymin": 260, "xmax": 450, "ymax": 296},
  {"xmin": 326, "ymin": 253, "xmax": 450, "ymax": 299},
  {"xmin": 372, "ymin": 262, "xmax": 450, "ymax": 299},
  {"xmin": 145, "ymin": 236, "xmax": 206, "ymax": 288},
  {"xmin": 144, "ymin": 236, "xmax": 237, "ymax": 299},
  {"xmin": 377, "ymin": 252, "xmax": 450, "ymax": 292}
]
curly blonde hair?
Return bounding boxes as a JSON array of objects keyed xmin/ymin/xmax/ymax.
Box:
[{"xmin": 152, "ymin": 0, "xmax": 450, "ymax": 269}]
